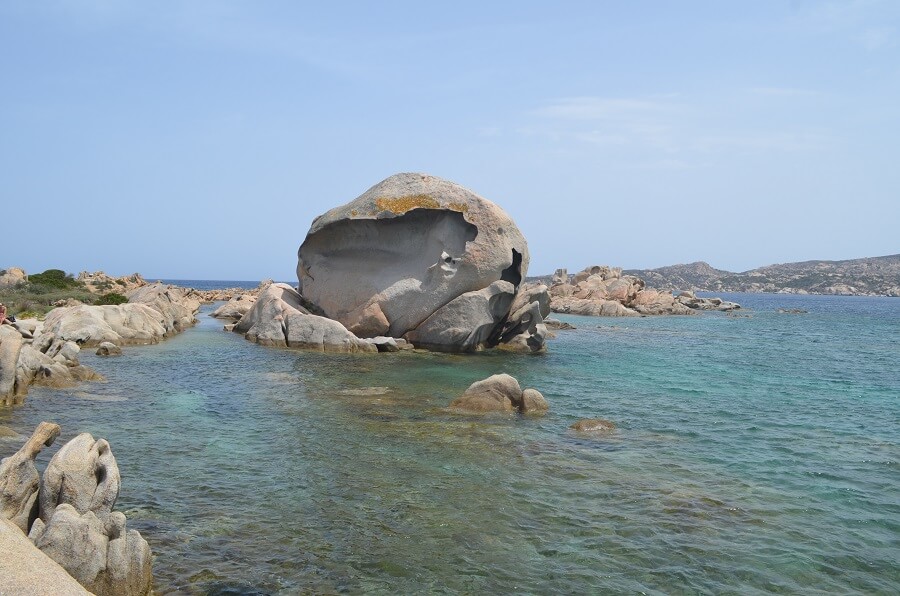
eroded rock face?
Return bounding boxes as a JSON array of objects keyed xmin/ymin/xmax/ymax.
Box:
[
  {"xmin": 0, "ymin": 422, "xmax": 60, "ymax": 532},
  {"xmin": 0, "ymin": 426, "xmax": 152, "ymax": 596},
  {"xmin": 30, "ymin": 432, "xmax": 152, "ymax": 596},
  {"xmin": 297, "ymin": 173, "xmax": 539, "ymax": 352}
]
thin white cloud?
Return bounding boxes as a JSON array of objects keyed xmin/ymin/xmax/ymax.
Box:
[{"xmin": 523, "ymin": 93, "xmax": 834, "ymax": 166}]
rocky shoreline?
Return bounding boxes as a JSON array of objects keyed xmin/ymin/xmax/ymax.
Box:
[{"xmin": 0, "ymin": 172, "xmax": 751, "ymax": 593}]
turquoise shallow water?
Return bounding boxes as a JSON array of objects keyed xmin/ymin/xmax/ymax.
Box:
[{"xmin": 1, "ymin": 292, "xmax": 898, "ymax": 594}]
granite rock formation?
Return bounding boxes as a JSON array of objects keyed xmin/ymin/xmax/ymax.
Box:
[
  {"xmin": 210, "ymin": 293, "xmax": 258, "ymax": 320},
  {"xmin": 234, "ymin": 283, "xmax": 376, "ymax": 353},
  {"xmin": 295, "ymin": 173, "xmax": 544, "ymax": 353},
  {"xmin": 449, "ymin": 373, "xmax": 548, "ymax": 414},
  {"xmin": 547, "ymin": 265, "xmax": 739, "ymax": 316},
  {"xmin": 2, "ymin": 282, "xmax": 199, "ymax": 405},
  {"xmin": 0, "ymin": 266, "xmax": 28, "ymax": 287},
  {"xmin": 0, "ymin": 425, "xmax": 151, "ymax": 595}
]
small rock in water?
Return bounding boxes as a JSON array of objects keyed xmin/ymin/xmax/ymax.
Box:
[
  {"xmin": 449, "ymin": 374, "xmax": 548, "ymax": 415},
  {"xmin": 95, "ymin": 342, "xmax": 121, "ymax": 356},
  {"xmin": 777, "ymin": 308, "xmax": 808, "ymax": 314},
  {"xmin": 570, "ymin": 418, "xmax": 616, "ymax": 433}
]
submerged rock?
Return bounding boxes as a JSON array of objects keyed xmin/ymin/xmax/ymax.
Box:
[
  {"xmin": 296, "ymin": 173, "xmax": 543, "ymax": 352},
  {"xmin": 570, "ymin": 418, "xmax": 616, "ymax": 433},
  {"xmin": 449, "ymin": 374, "xmax": 548, "ymax": 414}
]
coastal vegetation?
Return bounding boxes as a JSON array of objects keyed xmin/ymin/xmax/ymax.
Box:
[{"xmin": 0, "ymin": 269, "xmax": 95, "ymax": 317}]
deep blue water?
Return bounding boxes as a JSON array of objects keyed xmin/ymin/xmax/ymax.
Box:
[{"xmin": 1, "ymin": 292, "xmax": 897, "ymax": 594}]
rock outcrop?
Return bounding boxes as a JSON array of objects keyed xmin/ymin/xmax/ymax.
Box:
[
  {"xmin": 1, "ymin": 518, "xmax": 91, "ymax": 596},
  {"xmin": 0, "ymin": 425, "xmax": 153, "ymax": 596},
  {"xmin": 0, "ymin": 422, "xmax": 60, "ymax": 533},
  {"xmin": 76, "ymin": 271, "xmax": 147, "ymax": 294},
  {"xmin": 295, "ymin": 173, "xmax": 544, "ymax": 353},
  {"xmin": 36, "ymin": 283, "xmax": 199, "ymax": 349},
  {"xmin": 2, "ymin": 282, "xmax": 199, "ymax": 405},
  {"xmin": 210, "ymin": 293, "xmax": 258, "ymax": 320},
  {"xmin": 1, "ymin": 325, "xmax": 103, "ymax": 407},
  {"xmin": 233, "ymin": 283, "xmax": 376, "ymax": 353},
  {"xmin": 548, "ymin": 265, "xmax": 739, "ymax": 316},
  {"xmin": 449, "ymin": 374, "xmax": 548, "ymax": 414},
  {"xmin": 0, "ymin": 266, "xmax": 28, "ymax": 287}
]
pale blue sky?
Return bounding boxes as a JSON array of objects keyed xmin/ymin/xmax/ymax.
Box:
[{"xmin": 1, "ymin": 1, "xmax": 898, "ymax": 280}]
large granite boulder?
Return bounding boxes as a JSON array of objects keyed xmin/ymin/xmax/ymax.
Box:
[
  {"xmin": 449, "ymin": 373, "xmax": 548, "ymax": 414},
  {"xmin": 296, "ymin": 173, "xmax": 542, "ymax": 352},
  {"xmin": 234, "ymin": 283, "xmax": 376, "ymax": 353},
  {"xmin": 126, "ymin": 282, "xmax": 200, "ymax": 334}
]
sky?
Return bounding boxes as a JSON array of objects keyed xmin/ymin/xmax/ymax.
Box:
[{"xmin": 1, "ymin": 1, "xmax": 898, "ymax": 280}]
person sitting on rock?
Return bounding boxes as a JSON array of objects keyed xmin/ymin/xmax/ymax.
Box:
[{"xmin": 0, "ymin": 302, "xmax": 8, "ymax": 325}]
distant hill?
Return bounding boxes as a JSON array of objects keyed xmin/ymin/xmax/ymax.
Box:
[{"xmin": 623, "ymin": 254, "xmax": 900, "ymax": 296}]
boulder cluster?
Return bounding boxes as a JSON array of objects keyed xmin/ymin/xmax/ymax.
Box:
[
  {"xmin": 220, "ymin": 173, "xmax": 550, "ymax": 354},
  {"xmin": 0, "ymin": 423, "xmax": 151, "ymax": 595},
  {"xmin": 449, "ymin": 374, "xmax": 548, "ymax": 414},
  {"xmin": 0, "ymin": 283, "xmax": 200, "ymax": 405},
  {"xmin": 547, "ymin": 266, "xmax": 740, "ymax": 316}
]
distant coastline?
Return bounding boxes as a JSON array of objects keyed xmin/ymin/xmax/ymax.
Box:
[{"xmin": 530, "ymin": 254, "xmax": 900, "ymax": 297}]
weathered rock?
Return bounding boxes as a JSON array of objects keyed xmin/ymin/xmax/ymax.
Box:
[
  {"xmin": 0, "ymin": 266, "xmax": 28, "ymax": 287},
  {"xmin": 31, "ymin": 504, "xmax": 151, "ymax": 596},
  {"xmin": 0, "ymin": 422, "xmax": 61, "ymax": 532},
  {"xmin": 126, "ymin": 282, "xmax": 200, "ymax": 334},
  {"xmin": 520, "ymin": 388, "xmax": 549, "ymax": 413},
  {"xmin": 570, "ymin": 418, "xmax": 616, "ymax": 433},
  {"xmin": 544, "ymin": 318, "xmax": 576, "ymax": 330},
  {"xmin": 551, "ymin": 296, "xmax": 638, "ymax": 317},
  {"xmin": 77, "ymin": 271, "xmax": 147, "ymax": 294},
  {"xmin": 14, "ymin": 343, "xmax": 103, "ymax": 399},
  {"xmin": 210, "ymin": 294, "xmax": 257, "ymax": 320},
  {"xmin": 31, "ymin": 432, "xmax": 152, "ymax": 596},
  {"xmin": 37, "ymin": 304, "xmax": 168, "ymax": 347},
  {"xmin": 405, "ymin": 281, "xmax": 516, "ymax": 352},
  {"xmin": 449, "ymin": 373, "xmax": 521, "ymax": 413},
  {"xmin": 0, "ymin": 517, "xmax": 91, "ymax": 596},
  {"xmin": 39, "ymin": 433, "xmax": 120, "ymax": 521},
  {"xmin": 676, "ymin": 291, "xmax": 741, "ymax": 311},
  {"xmin": 1, "ymin": 325, "xmax": 24, "ymax": 405},
  {"xmin": 96, "ymin": 342, "xmax": 122, "ymax": 356},
  {"xmin": 234, "ymin": 283, "xmax": 376, "ymax": 353},
  {"xmin": 548, "ymin": 265, "xmax": 736, "ymax": 317},
  {"xmin": 296, "ymin": 173, "xmax": 535, "ymax": 352},
  {"xmin": 449, "ymin": 374, "xmax": 548, "ymax": 415}
]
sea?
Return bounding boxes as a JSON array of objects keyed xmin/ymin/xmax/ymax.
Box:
[{"xmin": 1, "ymin": 284, "xmax": 897, "ymax": 594}]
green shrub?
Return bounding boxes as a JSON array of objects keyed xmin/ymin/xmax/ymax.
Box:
[
  {"xmin": 27, "ymin": 269, "xmax": 82, "ymax": 290},
  {"xmin": 95, "ymin": 292, "xmax": 129, "ymax": 305},
  {"xmin": 16, "ymin": 310, "xmax": 41, "ymax": 320}
]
